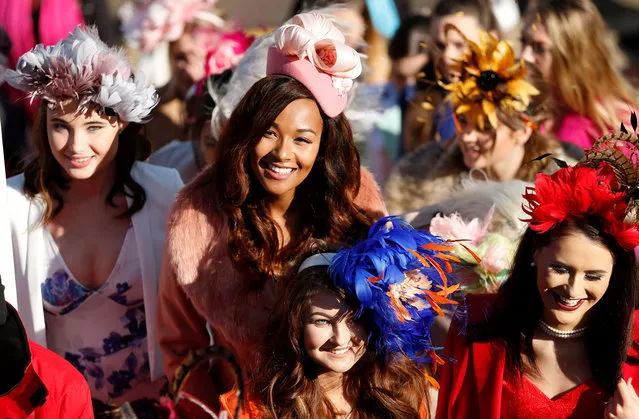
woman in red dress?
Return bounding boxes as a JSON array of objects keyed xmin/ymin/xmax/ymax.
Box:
[{"xmin": 436, "ymin": 129, "xmax": 639, "ymax": 418}]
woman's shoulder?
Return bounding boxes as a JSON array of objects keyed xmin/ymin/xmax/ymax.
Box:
[
  {"xmin": 357, "ymin": 166, "xmax": 388, "ymax": 220},
  {"xmin": 165, "ymin": 166, "xmax": 227, "ymax": 281},
  {"xmin": 132, "ymin": 161, "xmax": 183, "ymax": 187},
  {"xmin": 6, "ymin": 174, "xmax": 35, "ymax": 217},
  {"xmin": 168, "ymin": 165, "xmax": 221, "ymax": 225}
]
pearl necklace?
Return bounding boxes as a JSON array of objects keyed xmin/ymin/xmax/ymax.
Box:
[{"xmin": 539, "ymin": 320, "xmax": 587, "ymax": 339}]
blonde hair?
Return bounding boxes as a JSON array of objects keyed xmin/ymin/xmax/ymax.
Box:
[{"xmin": 533, "ymin": 0, "xmax": 636, "ymax": 132}]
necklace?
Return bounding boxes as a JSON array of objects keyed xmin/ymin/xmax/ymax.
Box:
[{"xmin": 539, "ymin": 320, "xmax": 587, "ymax": 339}]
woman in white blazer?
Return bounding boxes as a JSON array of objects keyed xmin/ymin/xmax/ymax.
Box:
[{"xmin": 4, "ymin": 26, "xmax": 183, "ymax": 415}]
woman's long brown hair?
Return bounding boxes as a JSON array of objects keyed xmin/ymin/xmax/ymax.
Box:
[
  {"xmin": 253, "ymin": 265, "xmax": 431, "ymax": 418},
  {"xmin": 22, "ymin": 103, "xmax": 150, "ymax": 225},
  {"xmin": 212, "ymin": 74, "xmax": 373, "ymax": 282}
]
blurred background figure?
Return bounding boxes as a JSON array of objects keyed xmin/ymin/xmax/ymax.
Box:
[
  {"xmin": 0, "ymin": 25, "xmax": 28, "ymax": 177},
  {"xmin": 119, "ymin": 0, "xmax": 226, "ymax": 151},
  {"xmin": 402, "ymin": 0, "xmax": 500, "ymax": 156},
  {"xmin": 367, "ymin": 14, "xmax": 431, "ymax": 185},
  {"xmin": 0, "ymin": 0, "xmax": 84, "ymax": 121},
  {"xmin": 384, "ymin": 33, "xmax": 571, "ymax": 215},
  {"xmin": 149, "ymin": 70, "xmax": 233, "ymax": 183},
  {"xmin": 521, "ymin": 0, "xmax": 637, "ymax": 148}
]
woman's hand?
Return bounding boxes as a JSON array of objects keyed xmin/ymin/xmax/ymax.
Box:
[{"xmin": 605, "ymin": 378, "xmax": 639, "ymax": 419}]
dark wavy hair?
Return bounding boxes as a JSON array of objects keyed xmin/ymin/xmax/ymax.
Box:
[
  {"xmin": 22, "ymin": 102, "xmax": 149, "ymax": 225},
  {"xmin": 212, "ymin": 74, "xmax": 373, "ymax": 281},
  {"xmin": 469, "ymin": 217, "xmax": 637, "ymax": 394},
  {"xmin": 253, "ymin": 263, "xmax": 430, "ymax": 418}
]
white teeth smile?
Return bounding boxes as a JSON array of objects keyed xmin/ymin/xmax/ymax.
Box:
[
  {"xmin": 329, "ymin": 347, "xmax": 350, "ymax": 355},
  {"xmin": 556, "ymin": 295, "xmax": 583, "ymax": 306},
  {"xmin": 70, "ymin": 157, "xmax": 91, "ymax": 162},
  {"xmin": 269, "ymin": 165, "xmax": 294, "ymax": 174}
]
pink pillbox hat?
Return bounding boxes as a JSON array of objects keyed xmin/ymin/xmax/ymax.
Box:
[{"xmin": 266, "ymin": 13, "xmax": 362, "ymax": 118}]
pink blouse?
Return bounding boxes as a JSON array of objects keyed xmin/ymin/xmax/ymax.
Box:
[{"xmin": 553, "ymin": 112, "xmax": 601, "ymax": 149}]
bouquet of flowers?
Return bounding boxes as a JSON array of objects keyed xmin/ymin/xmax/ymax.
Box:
[{"xmin": 429, "ymin": 207, "xmax": 516, "ymax": 294}]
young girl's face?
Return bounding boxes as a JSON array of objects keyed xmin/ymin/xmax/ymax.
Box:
[
  {"xmin": 46, "ymin": 103, "xmax": 124, "ymax": 181},
  {"xmin": 457, "ymin": 120, "xmax": 530, "ymax": 176},
  {"xmin": 303, "ymin": 288, "xmax": 367, "ymax": 374}
]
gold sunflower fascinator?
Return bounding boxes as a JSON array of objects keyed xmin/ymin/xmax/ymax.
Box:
[{"xmin": 441, "ymin": 25, "xmax": 540, "ymax": 131}]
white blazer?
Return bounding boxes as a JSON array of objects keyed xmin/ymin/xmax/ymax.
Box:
[{"xmin": 5, "ymin": 161, "xmax": 183, "ymax": 381}]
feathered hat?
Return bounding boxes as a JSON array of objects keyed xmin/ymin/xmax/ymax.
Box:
[
  {"xmin": 442, "ymin": 26, "xmax": 539, "ymax": 131},
  {"xmin": 522, "ymin": 115, "xmax": 639, "ymax": 249},
  {"xmin": 5, "ymin": 26, "xmax": 158, "ymax": 123},
  {"xmin": 267, "ymin": 12, "xmax": 362, "ymax": 118},
  {"xmin": 299, "ymin": 216, "xmax": 462, "ymax": 386},
  {"xmin": 429, "ymin": 208, "xmax": 517, "ymax": 294}
]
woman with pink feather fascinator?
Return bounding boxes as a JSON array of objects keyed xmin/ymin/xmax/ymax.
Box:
[
  {"xmin": 4, "ymin": 25, "xmax": 184, "ymax": 417},
  {"xmin": 156, "ymin": 11, "xmax": 387, "ymax": 412}
]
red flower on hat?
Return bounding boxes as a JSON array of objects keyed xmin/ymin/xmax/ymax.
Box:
[{"xmin": 522, "ymin": 162, "xmax": 639, "ymax": 249}]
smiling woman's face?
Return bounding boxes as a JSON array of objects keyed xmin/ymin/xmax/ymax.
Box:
[
  {"xmin": 535, "ymin": 230, "xmax": 614, "ymax": 331},
  {"xmin": 46, "ymin": 103, "xmax": 124, "ymax": 181},
  {"xmin": 303, "ymin": 288, "xmax": 367, "ymax": 375},
  {"xmin": 249, "ymin": 98, "xmax": 323, "ymax": 201}
]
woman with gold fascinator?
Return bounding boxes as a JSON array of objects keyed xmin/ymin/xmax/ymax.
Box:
[
  {"xmin": 384, "ymin": 27, "xmax": 574, "ymax": 215},
  {"xmin": 437, "ymin": 121, "xmax": 639, "ymax": 419}
]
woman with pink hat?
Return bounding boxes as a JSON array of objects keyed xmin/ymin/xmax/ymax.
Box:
[{"xmin": 157, "ymin": 11, "xmax": 388, "ymax": 410}]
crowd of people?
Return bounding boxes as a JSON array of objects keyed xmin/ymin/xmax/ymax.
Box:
[{"xmin": 1, "ymin": 0, "xmax": 639, "ymax": 418}]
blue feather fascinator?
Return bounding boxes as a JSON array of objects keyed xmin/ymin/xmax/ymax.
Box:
[{"xmin": 329, "ymin": 216, "xmax": 462, "ymax": 376}]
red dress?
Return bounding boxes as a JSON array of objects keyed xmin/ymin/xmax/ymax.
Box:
[
  {"xmin": 436, "ymin": 294, "xmax": 639, "ymax": 419},
  {"xmin": 501, "ymin": 372, "xmax": 607, "ymax": 418}
]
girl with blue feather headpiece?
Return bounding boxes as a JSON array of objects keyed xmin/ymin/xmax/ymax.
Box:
[{"xmin": 219, "ymin": 216, "xmax": 462, "ymax": 418}]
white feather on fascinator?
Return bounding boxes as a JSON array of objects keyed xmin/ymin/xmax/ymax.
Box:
[{"xmin": 5, "ymin": 25, "xmax": 158, "ymax": 123}]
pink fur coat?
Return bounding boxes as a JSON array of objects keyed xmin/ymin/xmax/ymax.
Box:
[{"xmin": 157, "ymin": 165, "xmax": 387, "ymax": 405}]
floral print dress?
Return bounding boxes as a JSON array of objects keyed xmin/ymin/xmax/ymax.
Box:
[{"xmin": 41, "ymin": 224, "xmax": 160, "ymax": 407}]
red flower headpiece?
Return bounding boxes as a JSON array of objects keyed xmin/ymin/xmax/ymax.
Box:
[{"xmin": 522, "ymin": 162, "xmax": 639, "ymax": 249}]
